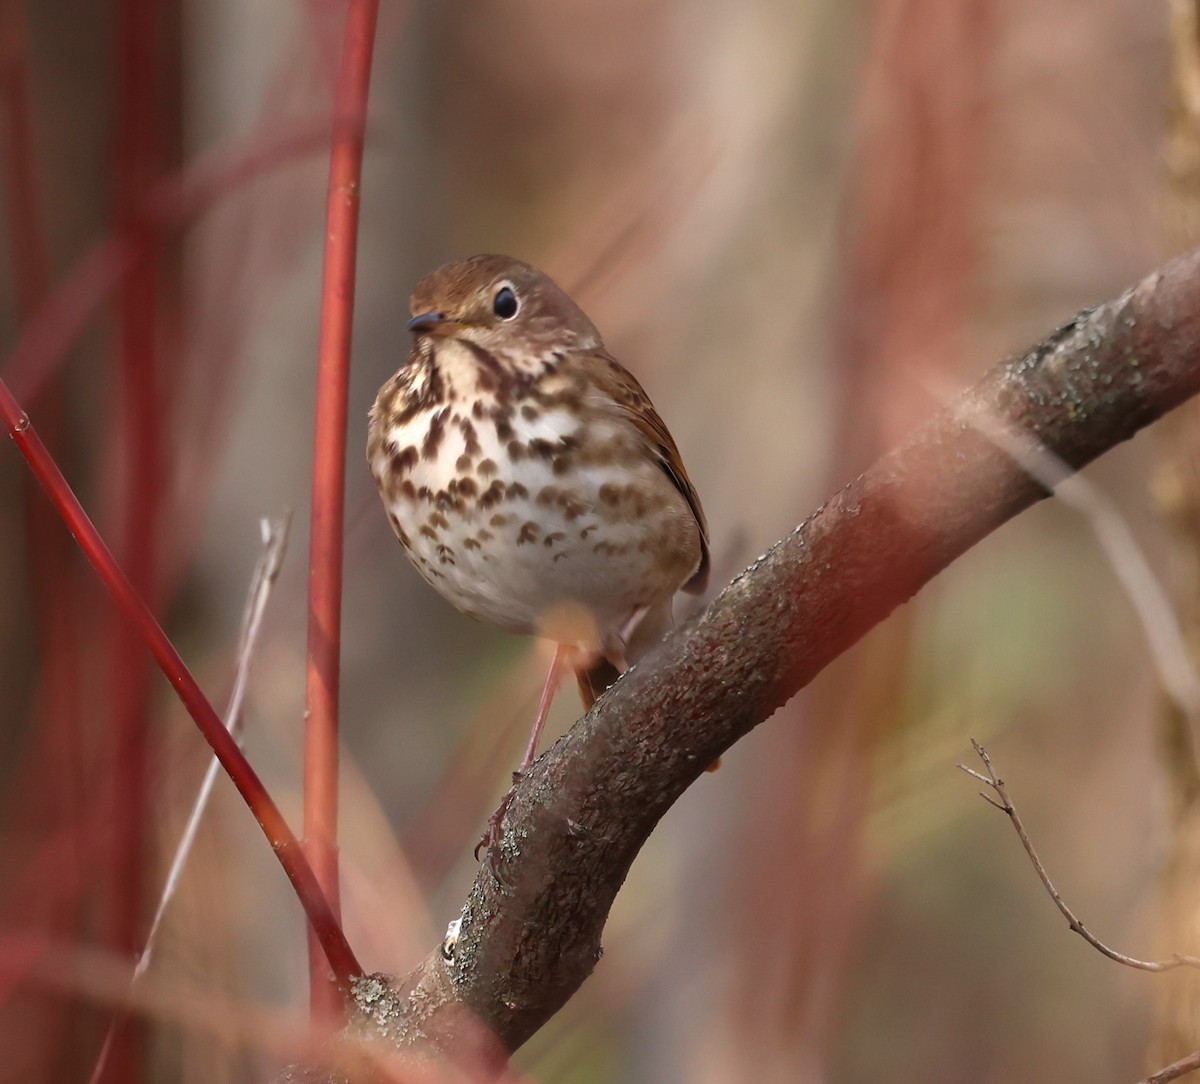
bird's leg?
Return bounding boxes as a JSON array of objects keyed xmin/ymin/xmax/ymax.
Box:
[
  {"xmin": 519, "ymin": 641, "xmax": 570, "ymax": 775},
  {"xmin": 610, "ymin": 604, "xmax": 650, "ymax": 671},
  {"xmin": 476, "ymin": 642, "xmax": 570, "ymax": 862}
]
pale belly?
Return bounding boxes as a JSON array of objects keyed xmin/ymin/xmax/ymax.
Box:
[{"xmin": 370, "ymin": 403, "xmax": 699, "ymax": 648}]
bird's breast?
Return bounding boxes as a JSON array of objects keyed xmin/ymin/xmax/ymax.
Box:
[{"xmin": 368, "ymin": 388, "xmax": 702, "ymax": 643}]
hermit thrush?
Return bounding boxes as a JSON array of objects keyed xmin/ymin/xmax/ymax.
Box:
[{"xmin": 367, "ymin": 255, "xmax": 708, "ymax": 853}]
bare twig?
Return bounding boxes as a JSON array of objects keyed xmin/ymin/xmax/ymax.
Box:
[
  {"xmin": 0, "ymin": 376, "xmax": 361, "ymax": 987},
  {"xmin": 87, "ymin": 513, "xmax": 290, "ymax": 1082},
  {"xmin": 961, "ymin": 739, "xmax": 1200, "ymax": 973},
  {"xmin": 955, "ymin": 391, "xmax": 1200, "ymax": 739},
  {"xmin": 1138, "ymin": 1049, "xmax": 1200, "ymax": 1084},
  {"xmin": 148, "ymin": 516, "xmax": 285, "ymax": 961}
]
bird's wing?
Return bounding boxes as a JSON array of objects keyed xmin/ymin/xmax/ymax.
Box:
[{"xmin": 576, "ymin": 350, "xmax": 710, "ymax": 595}]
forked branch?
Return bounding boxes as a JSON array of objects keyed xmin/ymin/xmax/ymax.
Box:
[
  {"xmin": 961, "ymin": 739, "xmax": 1200, "ymax": 973},
  {"xmin": 1139, "ymin": 1050, "xmax": 1200, "ymax": 1084}
]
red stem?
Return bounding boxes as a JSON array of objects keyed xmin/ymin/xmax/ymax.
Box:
[
  {"xmin": 0, "ymin": 377, "xmax": 363, "ymax": 990},
  {"xmin": 106, "ymin": 5, "xmax": 167, "ymax": 1076},
  {"xmin": 0, "ymin": 5, "xmax": 87, "ymax": 1076},
  {"xmin": 303, "ymin": 0, "xmax": 380, "ymax": 1025},
  {"xmin": 3, "ymin": 239, "xmax": 132, "ymax": 401}
]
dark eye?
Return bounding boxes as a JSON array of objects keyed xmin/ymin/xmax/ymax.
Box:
[{"xmin": 493, "ymin": 285, "xmax": 519, "ymax": 320}]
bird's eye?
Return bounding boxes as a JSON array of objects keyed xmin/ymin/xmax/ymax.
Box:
[{"xmin": 493, "ymin": 285, "xmax": 519, "ymax": 320}]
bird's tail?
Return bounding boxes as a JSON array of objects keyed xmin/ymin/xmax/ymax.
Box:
[{"xmin": 572, "ymin": 599, "xmax": 673, "ymax": 710}]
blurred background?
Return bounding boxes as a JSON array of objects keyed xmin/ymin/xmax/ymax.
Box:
[{"xmin": 0, "ymin": 0, "xmax": 1195, "ymax": 1081}]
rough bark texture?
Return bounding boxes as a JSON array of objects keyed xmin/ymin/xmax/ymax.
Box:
[{"xmin": 313, "ymin": 247, "xmax": 1200, "ymax": 1078}]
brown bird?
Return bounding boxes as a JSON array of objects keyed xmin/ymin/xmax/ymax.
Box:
[{"xmin": 367, "ymin": 255, "xmax": 708, "ymax": 853}]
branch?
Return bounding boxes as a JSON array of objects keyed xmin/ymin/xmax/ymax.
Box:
[
  {"xmin": 0, "ymin": 379, "xmax": 361, "ymax": 989},
  {"xmin": 346, "ymin": 248, "xmax": 1200, "ymax": 1069},
  {"xmin": 961, "ymin": 739, "xmax": 1200, "ymax": 972},
  {"xmin": 303, "ymin": 0, "xmax": 380, "ymax": 1024},
  {"xmin": 1139, "ymin": 1050, "xmax": 1200, "ymax": 1084},
  {"xmin": 89, "ymin": 515, "xmax": 290, "ymax": 1084}
]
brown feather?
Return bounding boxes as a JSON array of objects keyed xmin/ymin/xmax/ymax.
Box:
[{"xmin": 568, "ymin": 350, "xmax": 710, "ymax": 594}]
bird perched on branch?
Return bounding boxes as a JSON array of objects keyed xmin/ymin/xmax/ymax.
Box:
[{"xmin": 368, "ymin": 254, "xmax": 708, "ymax": 855}]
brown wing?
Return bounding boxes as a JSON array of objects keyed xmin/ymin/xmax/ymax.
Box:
[{"xmin": 573, "ymin": 350, "xmax": 710, "ymax": 594}]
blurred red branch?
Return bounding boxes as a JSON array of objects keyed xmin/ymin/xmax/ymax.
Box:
[
  {"xmin": 107, "ymin": 6, "xmax": 169, "ymax": 1077},
  {"xmin": 0, "ymin": 3, "xmax": 86, "ymax": 1075},
  {"xmin": 303, "ymin": 0, "xmax": 380, "ymax": 1025},
  {"xmin": 725, "ymin": 4, "xmax": 995, "ymax": 1067},
  {"xmin": 0, "ymin": 0, "xmax": 50, "ymax": 315},
  {"xmin": 0, "ymin": 23, "xmax": 366, "ymax": 1051},
  {"xmin": 3, "ymin": 120, "xmax": 331, "ymax": 406},
  {"xmin": 0, "ymin": 375, "xmax": 363, "ymax": 990}
]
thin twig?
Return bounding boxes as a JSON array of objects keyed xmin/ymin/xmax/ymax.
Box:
[
  {"xmin": 1138, "ymin": 1049, "xmax": 1200, "ymax": 1084},
  {"xmin": 0, "ymin": 376, "xmax": 361, "ymax": 987},
  {"xmin": 87, "ymin": 515, "xmax": 290, "ymax": 1084},
  {"xmin": 951, "ymin": 390, "xmax": 1200, "ymax": 744},
  {"xmin": 151, "ymin": 516, "xmax": 291, "ymax": 950},
  {"xmin": 960, "ymin": 739, "xmax": 1200, "ymax": 972}
]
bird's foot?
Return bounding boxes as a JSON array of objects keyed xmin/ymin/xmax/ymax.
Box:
[{"xmin": 473, "ymin": 770, "xmax": 524, "ymax": 870}]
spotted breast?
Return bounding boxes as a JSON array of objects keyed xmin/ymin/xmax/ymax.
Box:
[{"xmin": 367, "ymin": 255, "xmax": 708, "ymax": 673}]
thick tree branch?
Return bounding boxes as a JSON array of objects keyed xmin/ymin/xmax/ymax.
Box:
[{"xmin": 336, "ymin": 248, "xmax": 1200, "ymax": 1074}]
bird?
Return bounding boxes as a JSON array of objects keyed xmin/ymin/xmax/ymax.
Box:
[{"xmin": 367, "ymin": 254, "xmax": 708, "ymax": 855}]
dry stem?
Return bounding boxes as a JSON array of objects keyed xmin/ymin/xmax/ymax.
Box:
[
  {"xmin": 0, "ymin": 377, "xmax": 362, "ymax": 988},
  {"xmin": 1140, "ymin": 1049, "xmax": 1200, "ymax": 1084},
  {"xmin": 961, "ymin": 739, "xmax": 1200, "ymax": 973}
]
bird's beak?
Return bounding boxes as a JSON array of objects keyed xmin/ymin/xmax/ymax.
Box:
[{"xmin": 407, "ymin": 310, "xmax": 457, "ymax": 337}]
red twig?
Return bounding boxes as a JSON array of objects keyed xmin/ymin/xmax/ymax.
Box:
[
  {"xmin": 0, "ymin": 377, "xmax": 363, "ymax": 989},
  {"xmin": 3, "ymin": 119, "xmax": 330, "ymax": 408},
  {"xmin": 303, "ymin": 0, "xmax": 380, "ymax": 1025},
  {"xmin": 0, "ymin": 3, "xmax": 88, "ymax": 1075},
  {"xmin": 106, "ymin": 5, "xmax": 168, "ymax": 1075},
  {"xmin": 2, "ymin": 239, "xmax": 132, "ymax": 402}
]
